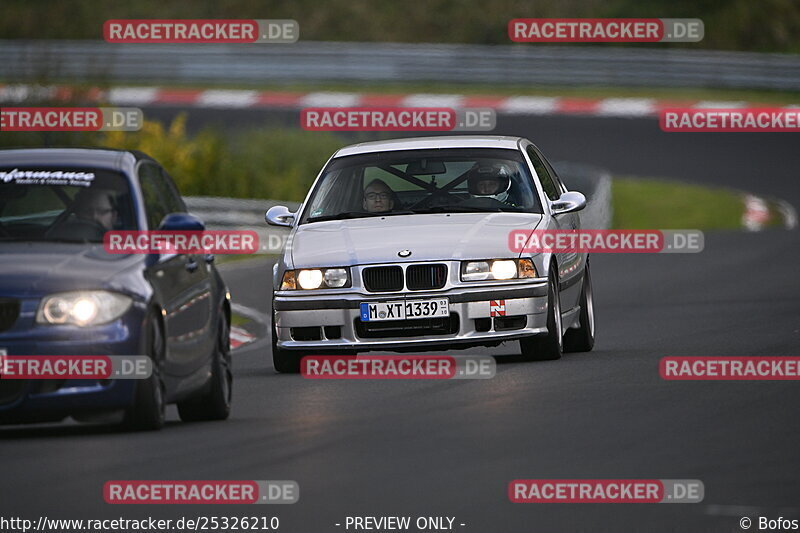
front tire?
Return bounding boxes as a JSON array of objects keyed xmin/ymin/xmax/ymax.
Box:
[
  {"xmin": 123, "ymin": 314, "xmax": 166, "ymax": 431},
  {"xmin": 563, "ymin": 261, "xmax": 595, "ymax": 353},
  {"xmin": 177, "ymin": 312, "xmax": 233, "ymax": 421},
  {"xmin": 519, "ymin": 269, "xmax": 563, "ymax": 361}
]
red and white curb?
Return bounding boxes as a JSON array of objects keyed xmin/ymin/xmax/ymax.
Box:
[
  {"xmin": 743, "ymin": 194, "xmax": 771, "ymax": 231},
  {"xmin": 742, "ymin": 194, "xmax": 798, "ymax": 231},
  {"xmin": 227, "ymin": 301, "xmax": 267, "ymax": 350},
  {"xmin": 230, "ymin": 326, "xmax": 256, "ymax": 350},
  {"xmin": 1, "ymin": 84, "xmax": 794, "ymax": 118}
]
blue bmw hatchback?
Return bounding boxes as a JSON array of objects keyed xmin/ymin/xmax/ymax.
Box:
[{"xmin": 0, "ymin": 148, "xmax": 232, "ymax": 430}]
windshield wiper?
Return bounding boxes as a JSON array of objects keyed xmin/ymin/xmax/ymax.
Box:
[
  {"xmin": 0, "ymin": 236, "xmax": 98, "ymax": 243},
  {"xmin": 306, "ymin": 211, "xmax": 386, "ymax": 223},
  {"xmin": 306, "ymin": 210, "xmax": 416, "ymax": 223},
  {"xmin": 411, "ymin": 206, "xmax": 504, "ymax": 214}
]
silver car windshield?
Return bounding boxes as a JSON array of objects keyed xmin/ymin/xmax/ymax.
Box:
[{"xmin": 301, "ymin": 148, "xmax": 542, "ymax": 224}]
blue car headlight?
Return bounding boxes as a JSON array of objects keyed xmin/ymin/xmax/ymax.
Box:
[{"xmin": 36, "ymin": 290, "xmax": 133, "ymax": 326}]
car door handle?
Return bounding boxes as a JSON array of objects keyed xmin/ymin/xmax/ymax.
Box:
[{"xmin": 185, "ymin": 258, "xmax": 199, "ymax": 273}]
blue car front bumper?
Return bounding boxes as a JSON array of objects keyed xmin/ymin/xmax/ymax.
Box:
[{"xmin": 0, "ymin": 299, "xmax": 146, "ymax": 424}]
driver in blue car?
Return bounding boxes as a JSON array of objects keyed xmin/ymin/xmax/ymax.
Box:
[{"xmin": 74, "ymin": 188, "xmax": 118, "ymax": 231}]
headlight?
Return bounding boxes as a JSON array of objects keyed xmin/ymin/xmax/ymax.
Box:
[
  {"xmin": 281, "ymin": 268, "xmax": 351, "ymax": 290},
  {"xmin": 491, "ymin": 260, "xmax": 517, "ymax": 280},
  {"xmin": 323, "ymin": 268, "xmax": 349, "ymax": 288},
  {"xmin": 297, "ymin": 269, "xmax": 324, "ymax": 289},
  {"xmin": 36, "ymin": 291, "xmax": 133, "ymax": 326},
  {"xmin": 460, "ymin": 259, "xmax": 537, "ymax": 281},
  {"xmin": 280, "ymin": 270, "xmax": 296, "ymax": 290}
]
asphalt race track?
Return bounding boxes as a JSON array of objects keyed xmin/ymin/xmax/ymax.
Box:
[{"xmin": 3, "ymin": 110, "xmax": 799, "ymax": 532}]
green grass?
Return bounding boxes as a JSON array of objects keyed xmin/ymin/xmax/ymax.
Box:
[
  {"xmin": 612, "ymin": 177, "xmax": 745, "ymax": 229},
  {"xmin": 230, "ymin": 312, "xmax": 251, "ymax": 328}
]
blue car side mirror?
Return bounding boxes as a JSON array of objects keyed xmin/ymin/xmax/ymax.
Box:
[
  {"xmin": 158, "ymin": 213, "xmax": 206, "ymax": 231},
  {"xmin": 146, "ymin": 213, "xmax": 208, "ymax": 266}
]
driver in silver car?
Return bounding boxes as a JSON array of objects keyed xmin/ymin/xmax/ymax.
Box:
[
  {"xmin": 363, "ymin": 179, "xmax": 395, "ymax": 213},
  {"xmin": 466, "ymin": 162, "xmax": 513, "ymax": 204}
]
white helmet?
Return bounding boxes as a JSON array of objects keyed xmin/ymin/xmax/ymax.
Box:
[{"xmin": 467, "ymin": 162, "xmax": 512, "ymax": 203}]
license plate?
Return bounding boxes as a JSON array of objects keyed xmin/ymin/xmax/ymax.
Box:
[{"xmin": 360, "ymin": 298, "xmax": 449, "ymax": 322}]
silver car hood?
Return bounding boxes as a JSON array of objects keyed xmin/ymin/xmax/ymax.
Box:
[{"xmin": 290, "ymin": 213, "xmax": 543, "ymax": 267}]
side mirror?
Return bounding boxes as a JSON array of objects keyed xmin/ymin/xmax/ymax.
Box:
[
  {"xmin": 146, "ymin": 213, "xmax": 206, "ymax": 265},
  {"xmin": 550, "ymin": 191, "xmax": 586, "ymax": 215},
  {"xmin": 266, "ymin": 205, "xmax": 296, "ymax": 227},
  {"xmin": 158, "ymin": 212, "xmax": 206, "ymax": 231}
]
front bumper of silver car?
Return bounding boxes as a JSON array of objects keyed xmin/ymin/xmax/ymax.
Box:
[{"xmin": 273, "ymin": 281, "xmax": 550, "ymax": 351}]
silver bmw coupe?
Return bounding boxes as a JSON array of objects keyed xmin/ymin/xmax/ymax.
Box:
[{"xmin": 266, "ymin": 136, "xmax": 595, "ymax": 372}]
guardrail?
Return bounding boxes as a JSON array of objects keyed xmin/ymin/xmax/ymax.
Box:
[
  {"xmin": 184, "ymin": 196, "xmax": 298, "ymax": 254},
  {"xmin": 3, "ymin": 40, "xmax": 800, "ymax": 91},
  {"xmin": 184, "ymin": 196, "xmax": 300, "ymax": 227}
]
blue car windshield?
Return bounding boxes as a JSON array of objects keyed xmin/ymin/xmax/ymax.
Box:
[
  {"xmin": 301, "ymin": 148, "xmax": 543, "ymax": 224},
  {"xmin": 0, "ymin": 167, "xmax": 137, "ymax": 242}
]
